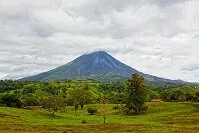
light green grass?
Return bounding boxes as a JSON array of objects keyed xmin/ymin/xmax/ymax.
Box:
[{"xmin": 0, "ymin": 102, "xmax": 199, "ymax": 133}]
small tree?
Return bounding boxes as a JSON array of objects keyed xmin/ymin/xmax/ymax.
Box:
[
  {"xmin": 21, "ymin": 94, "xmax": 39, "ymax": 106},
  {"xmin": 194, "ymin": 92, "xmax": 199, "ymax": 102},
  {"xmin": 185, "ymin": 93, "xmax": 194, "ymax": 101},
  {"xmin": 0, "ymin": 94, "xmax": 22, "ymax": 108},
  {"xmin": 87, "ymin": 106, "xmax": 97, "ymax": 115},
  {"xmin": 68, "ymin": 86, "xmax": 93, "ymax": 112},
  {"xmin": 78, "ymin": 85, "xmax": 92, "ymax": 110},
  {"xmin": 123, "ymin": 73, "xmax": 148, "ymax": 115},
  {"xmin": 113, "ymin": 105, "xmax": 120, "ymax": 112},
  {"xmin": 40, "ymin": 96, "xmax": 66, "ymax": 115}
]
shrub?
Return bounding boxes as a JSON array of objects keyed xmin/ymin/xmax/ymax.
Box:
[
  {"xmin": 0, "ymin": 94, "xmax": 22, "ymax": 108},
  {"xmin": 123, "ymin": 104, "xmax": 148, "ymax": 115},
  {"xmin": 87, "ymin": 106, "xmax": 97, "ymax": 115},
  {"xmin": 22, "ymin": 95, "xmax": 39, "ymax": 106},
  {"xmin": 81, "ymin": 119, "xmax": 87, "ymax": 124},
  {"xmin": 112, "ymin": 105, "xmax": 120, "ymax": 111}
]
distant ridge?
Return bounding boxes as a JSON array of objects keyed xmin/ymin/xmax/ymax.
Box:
[{"xmin": 20, "ymin": 51, "xmax": 195, "ymax": 86}]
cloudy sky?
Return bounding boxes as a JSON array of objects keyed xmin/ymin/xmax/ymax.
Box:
[{"xmin": 0, "ymin": 0, "xmax": 199, "ymax": 81}]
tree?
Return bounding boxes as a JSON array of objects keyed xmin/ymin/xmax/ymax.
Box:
[
  {"xmin": 194, "ymin": 91, "xmax": 199, "ymax": 102},
  {"xmin": 0, "ymin": 94, "xmax": 22, "ymax": 108},
  {"xmin": 21, "ymin": 94, "xmax": 39, "ymax": 106},
  {"xmin": 123, "ymin": 73, "xmax": 148, "ymax": 115},
  {"xmin": 79, "ymin": 86, "xmax": 93, "ymax": 109},
  {"xmin": 40, "ymin": 96, "xmax": 66, "ymax": 115},
  {"xmin": 22, "ymin": 85, "xmax": 36, "ymax": 95},
  {"xmin": 173, "ymin": 90, "xmax": 186, "ymax": 101},
  {"xmin": 68, "ymin": 86, "xmax": 93, "ymax": 110},
  {"xmin": 185, "ymin": 93, "xmax": 194, "ymax": 101},
  {"xmin": 149, "ymin": 91, "xmax": 160, "ymax": 100}
]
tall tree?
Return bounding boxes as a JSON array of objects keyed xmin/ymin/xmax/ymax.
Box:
[{"xmin": 124, "ymin": 73, "xmax": 148, "ymax": 115}]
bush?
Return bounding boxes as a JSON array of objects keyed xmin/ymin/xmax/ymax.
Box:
[
  {"xmin": 112, "ymin": 105, "xmax": 120, "ymax": 111},
  {"xmin": 22, "ymin": 86, "xmax": 36, "ymax": 95},
  {"xmin": 21, "ymin": 94, "xmax": 39, "ymax": 106},
  {"xmin": 87, "ymin": 106, "xmax": 97, "ymax": 115},
  {"xmin": 194, "ymin": 92, "xmax": 199, "ymax": 102},
  {"xmin": 0, "ymin": 94, "xmax": 22, "ymax": 108},
  {"xmin": 123, "ymin": 104, "xmax": 148, "ymax": 115},
  {"xmin": 81, "ymin": 119, "xmax": 87, "ymax": 124}
]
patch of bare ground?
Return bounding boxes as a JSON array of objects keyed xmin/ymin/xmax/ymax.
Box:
[
  {"xmin": 87, "ymin": 124, "xmax": 148, "ymax": 132},
  {"xmin": 0, "ymin": 124, "xmax": 77, "ymax": 133},
  {"xmin": 0, "ymin": 113, "xmax": 20, "ymax": 119},
  {"xmin": 0, "ymin": 124, "xmax": 148, "ymax": 133},
  {"xmin": 166, "ymin": 119, "xmax": 199, "ymax": 125},
  {"xmin": 172, "ymin": 127, "xmax": 199, "ymax": 133},
  {"xmin": 159, "ymin": 117, "xmax": 199, "ymax": 133}
]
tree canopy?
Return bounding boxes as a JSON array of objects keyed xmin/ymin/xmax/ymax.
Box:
[{"xmin": 123, "ymin": 73, "xmax": 148, "ymax": 115}]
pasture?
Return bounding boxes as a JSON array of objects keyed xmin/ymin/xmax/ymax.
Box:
[{"xmin": 0, "ymin": 102, "xmax": 199, "ymax": 133}]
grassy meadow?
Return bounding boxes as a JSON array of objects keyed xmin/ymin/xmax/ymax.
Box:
[{"xmin": 0, "ymin": 102, "xmax": 199, "ymax": 133}]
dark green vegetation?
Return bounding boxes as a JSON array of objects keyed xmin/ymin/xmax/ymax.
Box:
[
  {"xmin": 87, "ymin": 106, "xmax": 98, "ymax": 115},
  {"xmin": 124, "ymin": 74, "xmax": 148, "ymax": 114},
  {"xmin": 1, "ymin": 78, "xmax": 199, "ymax": 109},
  {"xmin": 21, "ymin": 51, "xmax": 197, "ymax": 87}
]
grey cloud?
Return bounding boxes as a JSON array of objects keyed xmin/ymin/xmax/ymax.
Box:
[
  {"xmin": 147, "ymin": 0, "xmax": 190, "ymax": 7},
  {"xmin": 181, "ymin": 65, "xmax": 199, "ymax": 72},
  {"xmin": 0, "ymin": 0, "xmax": 199, "ymax": 81}
]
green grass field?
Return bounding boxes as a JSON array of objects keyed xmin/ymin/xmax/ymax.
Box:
[{"xmin": 0, "ymin": 102, "xmax": 199, "ymax": 133}]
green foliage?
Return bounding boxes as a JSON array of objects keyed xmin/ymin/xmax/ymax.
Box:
[
  {"xmin": 99, "ymin": 82, "xmax": 125, "ymax": 92},
  {"xmin": 99, "ymin": 82, "xmax": 125, "ymax": 103},
  {"xmin": 40, "ymin": 96, "xmax": 67, "ymax": 115},
  {"xmin": 160, "ymin": 86, "xmax": 199, "ymax": 102},
  {"xmin": 123, "ymin": 73, "xmax": 148, "ymax": 115},
  {"xmin": 81, "ymin": 119, "xmax": 87, "ymax": 124},
  {"xmin": 0, "ymin": 80, "xmax": 28, "ymax": 93},
  {"xmin": 21, "ymin": 94, "xmax": 39, "ymax": 106},
  {"xmin": 112, "ymin": 105, "xmax": 120, "ymax": 111},
  {"xmin": 0, "ymin": 94, "xmax": 22, "ymax": 108},
  {"xmin": 22, "ymin": 85, "xmax": 36, "ymax": 95},
  {"xmin": 87, "ymin": 106, "xmax": 98, "ymax": 115},
  {"xmin": 149, "ymin": 91, "xmax": 160, "ymax": 100},
  {"xmin": 67, "ymin": 85, "xmax": 96, "ymax": 109},
  {"xmin": 194, "ymin": 91, "xmax": 199, "ymax": 101}
]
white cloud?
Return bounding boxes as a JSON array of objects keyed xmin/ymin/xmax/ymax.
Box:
[{"xmin": 0, "ymin": 0, "xmax": 199, "ymax": 81}]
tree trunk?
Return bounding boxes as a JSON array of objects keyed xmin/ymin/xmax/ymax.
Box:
[
  {"xmin": 103, "ymin": 116, "xmax": 106, "ymax": 124},
  {"xmin": 74, "ymin": 104, "xmax": 78, "ymax": 116},
  {"xmin": 80, "ymin": 104, "xmax": 84, "ymax": 110}
]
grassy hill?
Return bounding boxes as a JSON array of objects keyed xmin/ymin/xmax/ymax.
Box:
[{"xmin": 0, "ymin": 102, "xmax": 199, "ymax": 133}]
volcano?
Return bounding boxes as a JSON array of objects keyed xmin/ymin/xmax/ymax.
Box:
[{"xmin": 21, "ymin": 51, "xmax": 189, "ymax": 85}]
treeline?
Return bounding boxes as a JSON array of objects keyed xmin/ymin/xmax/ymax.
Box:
[
  {"xmin": 0, "ymin": 80, "xmax": 29, "ymax": 93},
  {"xmin": 0, "ymin": 78, "xmax": 199, "ymax": 111},
  {"xmin": 0, "ymin": 74, "xmax": 149, "ymax": 115},
  {"xmin": 159, "ymin": 86, "xmax": 199, "ymax": 102},
  {"xmin": 0, "ymin": 81, "xmax": 100, "ymax": 109}
]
